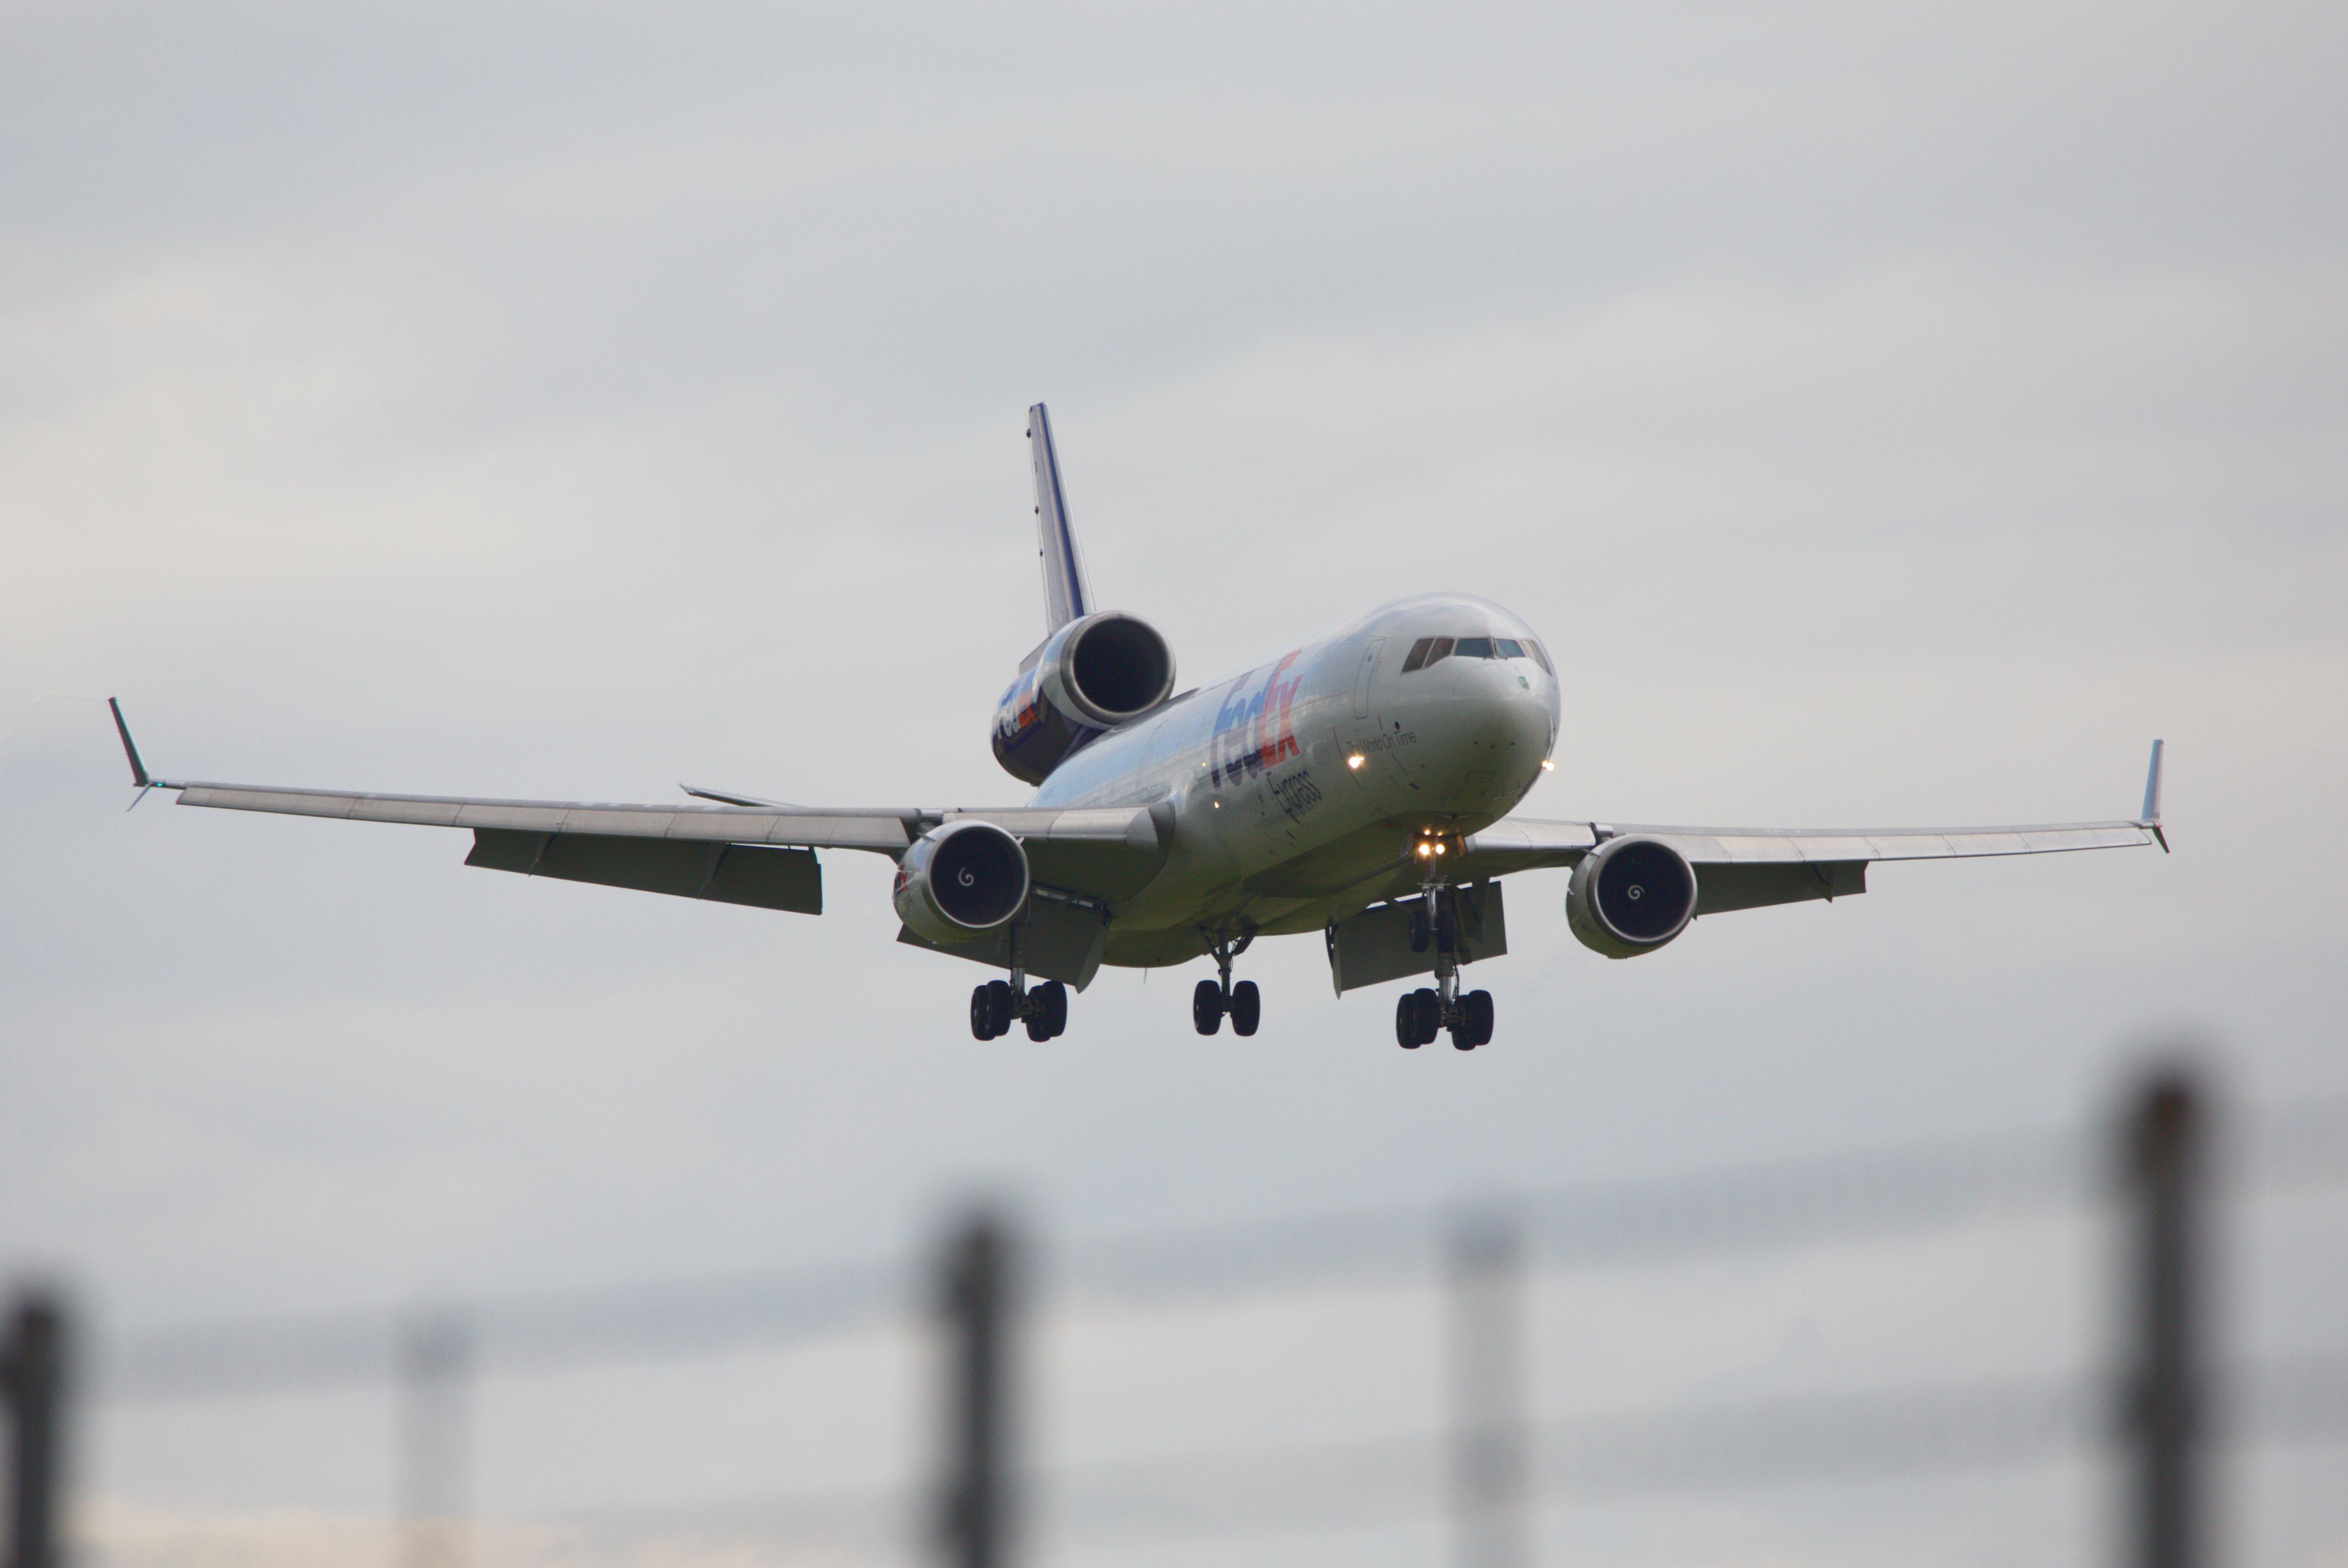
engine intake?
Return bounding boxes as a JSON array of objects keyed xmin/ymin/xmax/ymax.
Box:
[
  {"xmin": 992, "ymin": 611, "xmax": 1177, "ymax": 783},
  {"xmin": 894, "ymin": 820, "xmax": 1031, "ymax": 944},
  {"xmin": 1567, "ymin": 836, "xmax": 1697, "ymax": 958}
]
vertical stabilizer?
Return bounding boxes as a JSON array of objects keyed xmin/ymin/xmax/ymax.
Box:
[{"xmin": 1028, "ymin": 404, "xmax": 1093, "ymax": 634}]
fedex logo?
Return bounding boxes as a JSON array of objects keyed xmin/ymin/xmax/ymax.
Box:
[
  {"xmin": 994, "ymin": 669, "xmax": 1042, "ymax": 741},
  {"xmin": 1210, "ymin": 651, "xmax": 1304, "ymax": 789}
]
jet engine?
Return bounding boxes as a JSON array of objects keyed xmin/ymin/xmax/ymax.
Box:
[
  {"xmin": 991, "ymin": 611, "xmax": 1178, "ymax": 783},
  {"xmin": 893, "ymin": 820, "xmax": 1031, "ymax": 945},
  {"xmin": 1566, "ymin": 836, "xmax": 1697, "ymax": 958}
]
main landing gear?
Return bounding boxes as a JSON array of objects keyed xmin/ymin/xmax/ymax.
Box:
[
  {"xmin": 1394, "ymin": 884, "xmax": 1495, "ymax": 1051},
  {"xmin": 969, "ymin": 975, "xmax": 1069, "ymax": 1041},
  {"xmin": 1192, "ymin": 931, "xmax": 1261, "ymax": 1036}
]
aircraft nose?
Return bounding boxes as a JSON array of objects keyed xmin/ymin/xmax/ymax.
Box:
[{"xmin": 1451, "ymin": 663, "xmax": 1553, "ymax": 795}]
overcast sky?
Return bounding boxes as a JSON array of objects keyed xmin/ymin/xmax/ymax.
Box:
[{"xmin": 5, "ymin": 1, "xmax": 2345, "ymax": 1563}]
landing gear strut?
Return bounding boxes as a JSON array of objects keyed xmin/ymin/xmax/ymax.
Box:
[
  {"xmin": 1193, "ymin": 930, "xmax": 1261, "ymax": 1036},
  {"xmin": 1393, "ymin": 884, "xmax": 1494, "ymax": 1051}
]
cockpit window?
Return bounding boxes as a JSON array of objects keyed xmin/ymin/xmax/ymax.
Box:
[
  {"xmin": 1526, "ymin": 639, "xmax": 1553, "ymax": 675},
  {"xmin": 1400, "ymin": 636, "xmax": 1434, "ymax": 673},
  {"xmin": 1425, "ymin": 636, "xmax": 1454, "ymax": 666},
  {"xmin": 1494, "ymin": 638, "xmax": 1524, "ymax": 659},
  {"xmin": 1454, "ymin": 636, "xmax": 1494, "ymax": 659}
]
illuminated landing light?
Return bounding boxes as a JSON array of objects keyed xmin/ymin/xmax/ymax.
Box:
[
  {"xmin": 1434, "ymin": 843, "xmax": 1447, "ymax": 855},
  {"xmin": 1347, "ymin": 754, "xmax": 1365, "ymax": 770},
  {"xmin": 1541, "ymin": 759, "xmax": 1555, "ymax": 771},
  {"xmin": 1416, "ymin": 841, "xmax": 1433, "ymax": 858}
]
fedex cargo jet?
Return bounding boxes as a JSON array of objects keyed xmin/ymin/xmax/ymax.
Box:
[{"xmin": 110, "ymin": 405, "xmax": 2165, "ymax": 1050}]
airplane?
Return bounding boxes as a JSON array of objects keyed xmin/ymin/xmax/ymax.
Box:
[{"xmin": 107, "ymin": 404, "xmax": 2167, "ymax": 1051}]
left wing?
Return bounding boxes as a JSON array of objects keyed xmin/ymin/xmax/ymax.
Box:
[
  {"xmin": 1454, "ymin": 741, "xmax": 2165, "ymax": 915},
  {"xmin": 108, "ymin": 702, "xmax": 1168, "ymax": 913}
]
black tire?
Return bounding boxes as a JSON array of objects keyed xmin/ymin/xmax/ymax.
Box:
[
  {"xmin": 1409, "ymin": 987, "xmax": 1442, "ymax": 1046},
  {"xmin": 1034, "ymin": 980, "xmax": 1069, "ymax": 1039},
  {"xmin": 1026, "ymin": 1009, "xmax": 1053, "ymax": 1042},
  {"xmin": 1407, "ymin": 904, "xmax": 1430, "ymax": 954},
  {"xmin": 984, "ymin": 979, "xmax": 1014, "ymax": 1039},
  {"xmin": 1192, "ymin": 978, "xmax": 1225, "ymax": 1036},
  {"xmin": 1228, "ymin": 980, "xmax": 1261, "ymax": 1036},
  {"xmin": 1465, "ymin": 988, "xmax": 1494, "ymax": 1048},
  {"xmin": 1434, "ymin": 901, "xmax": 1459, "ymax": 955},
  {"xmin": 969, "ymin": 985, "xmax": 993, "ymax": 1040},
  {"xmin": 1395, "ymin": 993, "xmax": 1423, "ymax": 1049}
]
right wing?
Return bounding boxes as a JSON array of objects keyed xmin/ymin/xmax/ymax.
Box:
[{"xmin": 113, "ymin": 704, "xmax": 1167, "ymax": 915}]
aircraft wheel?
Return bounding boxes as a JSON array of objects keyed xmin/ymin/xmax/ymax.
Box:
[
  {"xmin": 1033, "ymin": 980, "xmax": 1069, "ymax": 1039},
  {"xmin": 1434, "ymin": 900, "xmax": 1459, "ymax": 955},
  {"xmin": 984, "ymin": 979, "xmax": 1015, "ymax": 1039},
  {"xmin": 1407, "ymin": 905, "xmax": 1431, "ymax": 954},
  {"xmin": 1409, "ymin": 987, "xmax": 1442, "ymax": 1046},
  {"xmin": 1395, "ymin": 993, "xmax": 1423, "ymax": 1049},
  {"xmin": 1450, "ymin": 988, "xmax": 1494, "ymax": 1051},
  {"xmin": 1192, "ymin": 978, "xmax": 1225, "ymax": 1036},
  {"xmin": 1228, "ymin": 980, "xmax": 1261, "ymax": 1037},
  {"xmin": 970, "ymin": 985, "xmax": 994, "ymax": 1040}
]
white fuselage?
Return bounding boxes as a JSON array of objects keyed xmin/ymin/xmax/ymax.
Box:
[{"xmin": 1027, "ymin": 593, "xmax": 1559, "ymax": 965}]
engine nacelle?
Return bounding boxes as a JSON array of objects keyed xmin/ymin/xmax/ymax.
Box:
[
  {"xmin": 893, "ymin": 820, "xmax": 1031, "ymax": 945},
  {"xmin": 992, "ymin": 612, "xmax": 1177, "ymax": 784},
  {"xmin": 1567, "ymin": 836, "xmax": 1697, "ymax": 958}
]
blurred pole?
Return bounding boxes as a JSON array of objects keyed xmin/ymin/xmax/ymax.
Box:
[
  {"xmin": 2, "ymin": 1293, "xmax": 67, "ymax": 1568},
  {"xmin": 1449, "ymin": 1208, "xmax": 1528, "ymax": 1568},
  {"xmin": 937, "ymin": 1210, "xmax": 1016, "ymax": 1568},
  {"xmin": 2123, "ymin": 1069, "xmax": 2208, "ymax": 1568},
  {"xmin": 397, "ymin": 1312, "xmax": 471, "ymax": 1568}
]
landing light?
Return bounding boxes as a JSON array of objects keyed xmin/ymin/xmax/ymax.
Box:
[
  {"xmin": 1346, "ymin": 754, "xmax": 1365, "ymax": 770},
  {"xmin": 1416, "ymin": 842, "xmax": 1432, "ymax": 858},
  {"xmin": 1541, "ymin": 759, "xmax": 1555, "ymax": 771},
  {"xmin": 1434, "ymin": 843, "xmax": 1446, "ymax": 855}
]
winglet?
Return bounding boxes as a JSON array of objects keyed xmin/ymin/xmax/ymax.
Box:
[
  {"xmin": 109, "ymin": 699, "xmax": 149, "ymax": 787},
  {"xmin": 2139, "ymin": 739, "xmax": 2167, "ymax": 852},
  {"xmin": 1028, "ymin": 403, "xmax": 1093, "ymax": 635},
  {"xmin": 108, "ymin": 697, "xmax": 167, "ymax": 809}
]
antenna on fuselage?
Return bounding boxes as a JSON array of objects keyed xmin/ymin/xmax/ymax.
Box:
[{"xmin": 1028, "ymin": 404, "xmax": 1095, "ymax": 636}]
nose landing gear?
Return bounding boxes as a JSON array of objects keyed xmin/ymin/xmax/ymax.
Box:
[
  {"xmin": 1394, "ymin": 884, "xmax": 1495, "ymax": 1050},
  {"xmin": 1192, "ymin": 931, "xmax": 1261, "ymax": 1036}
]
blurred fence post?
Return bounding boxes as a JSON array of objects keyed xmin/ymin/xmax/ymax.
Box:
[
  {"xmin": 2123, "ymin": 1069, "xmax": 2208, "ymax": 1568},
  {"xmin": 1450, "ymin": 1208, "xmax": 1527, "ymax": 1568},
  {"xmin": 398, "ymin": 1311, "xmax": 472, "ymax": 1568},
  {"xmin": 937, "ymin": 1210, "xmax": 1016, "ymax": 1568},
  {"xmin": 2, "ymin": 1293, "xmax": 67, "ymax": 1568}
]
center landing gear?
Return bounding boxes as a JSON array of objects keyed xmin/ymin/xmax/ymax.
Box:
[
  {"xmin": 1393, "ymin": 884, "xmax": 1495, "ymax": 1051},
  {"xmin": 969, "ymin": 975, "xmax": 1069, "ymax": 1040},
  {"xmin": 1192, "ymin": 932, "xmax": 1261, "ymax": 1036}
]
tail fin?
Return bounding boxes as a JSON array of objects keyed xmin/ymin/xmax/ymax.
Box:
[
  {"xmin": 1028, "ymin": 404, "xmax": 1093, "ymax": 634},
  {"xmin": 2140, "ymin": 738, "xmax": 2168, "ymax": 852}
]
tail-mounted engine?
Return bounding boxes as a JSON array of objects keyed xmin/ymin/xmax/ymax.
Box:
[
  {"xmin": 1567, "ymin": 836, "xmax": 1697, "ymax": 958},
  {"xmin": 991, "ymin": 612, "xmax": 1177, "ymax": 783},
  {"xmin": 893, "ymin": 820, "xmax": 1031, "ymax": 946}
]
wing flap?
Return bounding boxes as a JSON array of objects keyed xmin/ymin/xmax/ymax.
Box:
[{"xmin": 465, "ymin": 830, "xmax": 822, "ymax": 914}]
